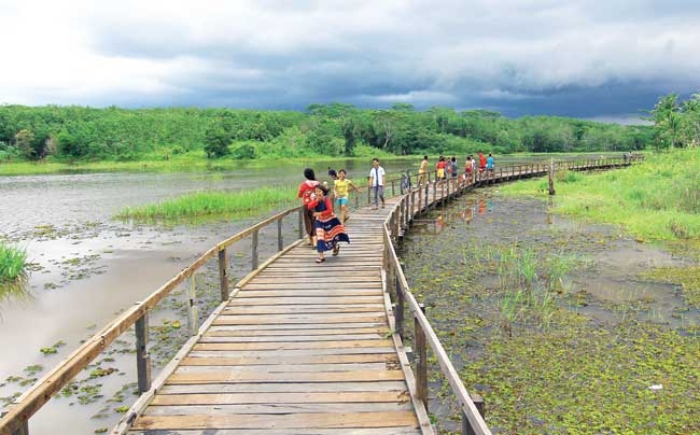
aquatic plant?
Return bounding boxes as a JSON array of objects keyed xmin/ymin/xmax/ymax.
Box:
[
  {"xmin": 0, "ymin": 242, "xmax": 27, "ymax": 283},
  {"xmin": 116, "ymin": 186, "xmax": 298, "ymax": 222}
]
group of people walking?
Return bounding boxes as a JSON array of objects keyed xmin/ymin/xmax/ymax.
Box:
[
  {"xmin": 297, "ymin": 158, "xmax": 387, "ymax": 264},
  {"xmin": 419, "ymin": 153, "xmax": 495, "ymax": 186}
]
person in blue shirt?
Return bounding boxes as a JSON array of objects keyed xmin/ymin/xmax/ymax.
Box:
[{"xmin": 486, "ymin": 153, "xmax": 495, "ymax": 172}]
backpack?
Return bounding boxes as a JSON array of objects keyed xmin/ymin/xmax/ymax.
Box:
[{"xmin": 301, "ymin": 180, "xmax": 319, "ymax": 205}]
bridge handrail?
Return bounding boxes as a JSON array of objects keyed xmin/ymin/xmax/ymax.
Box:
[
  {"xmin": 0, "ymin": 206, "xmax": 304, "ymax": 435},
  {"xmin": 382, "ymin": 201, "xmax": 492, "ymax": 435}
]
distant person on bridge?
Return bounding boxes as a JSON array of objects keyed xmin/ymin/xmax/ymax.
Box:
[
  {"xmin": 307, "ymin": 184, "xmax": 350, "ymax": 263},
  {"xmin": 298, "ymin": 168, "xmax": 320, "ymax": 248},
  {"xmin": 333, "ymin": 169, "xmax": 360, "ymax": 224},
  {"xmin": 368, "ymin": 158, "xmax": 385, "ymax": 209},
  {"xmin": 436, "ymin": 156, "xmax": 446, "ymax": 181},
  {"xmin": 418, "ymin": 155, "xmax": 428, "ymax": 186},
  {"xmin": 465, "ymin": 155, "xmax": 474, "ymax": 183},
  {"xmin": 478, "ymin": 152, "xmax": 487, "ymax": 172},
  {"xmin": 486, "ymin": 153, "xmax": 495, "ymax": 172}
]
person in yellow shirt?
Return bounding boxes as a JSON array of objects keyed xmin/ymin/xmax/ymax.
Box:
[{"xmin": 333, "ymin": 169, "xmax": 361, "ymax": 223}]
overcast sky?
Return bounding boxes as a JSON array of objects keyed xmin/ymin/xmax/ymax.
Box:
[{"xmin": 0, "ymin": 0, "xmax": 697, "ymax": 122}]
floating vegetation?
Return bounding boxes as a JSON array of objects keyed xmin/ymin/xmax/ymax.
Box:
[{"xmin": 400, "ymin": 195, "xmax": 700, "ymax": 434}]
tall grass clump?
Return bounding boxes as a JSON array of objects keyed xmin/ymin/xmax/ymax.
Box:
[
  {"xmin": 500, "ymin": 149, "xmax": 700, "ymax": 240},
  {"xmin": 0, "ymin": 242, "xmax": 29, "ymax": 306},
  {"xmin": 117, "ymin": 185, "xmax": 298, "ymax": 222},
  {"xmin": 0, "ymin": 242, "xmax": 27, "ymax": 283}
]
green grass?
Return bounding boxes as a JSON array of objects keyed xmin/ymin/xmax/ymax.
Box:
[
  {"xmin": 499, "ymin": 149, "xmax": 700, "ymax": 241},
  {"xmin": 0, "ymin": 242, "xmax": 27, "ymax": 283},
  {"xmin": 0, "ymin": 242, "xmax": 29, "ymax": 305},
  {"xmin": 116, "ymin": 186, "xmax": 299, "ymax": 222}
]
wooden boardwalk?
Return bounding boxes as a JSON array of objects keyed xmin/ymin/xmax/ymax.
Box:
[{"xmin": 127, "ymin": 197, "xmax": 432, "ymax": 434}]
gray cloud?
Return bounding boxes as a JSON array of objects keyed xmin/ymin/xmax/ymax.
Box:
[{"xmin": 1, "ymin": 0, "xmax": 698, "ymax": 121}]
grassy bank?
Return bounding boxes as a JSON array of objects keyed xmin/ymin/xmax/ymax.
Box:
[
  {"xmin": 499, "ymin": 149, "xmax": 700, "ymax": 241},
  {"xmin": 116, "ymin": 186, "xmax": 299, "ymax": 222}
]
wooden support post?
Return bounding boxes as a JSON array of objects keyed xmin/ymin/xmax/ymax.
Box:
[
  {"xmin": 298, "ymin": 209, "xmax": 304, "ymax": 240},
  {"xmin": 277, "ymin": 219, "xmax": 283, "ymax": 252},
  {"xmin": 548, "ymin": 158, "xmax": 556, "ymax": 196},
  {"xmin": 391, "ymin": 179, "xmax": 396, "ymax": 197},
  {"xmin": 461, "ymin": 394, "xmax": 485, "ymax": 435},
  {"xmin": 135, "ymin": 313, "xmax": 152, "ymax": 394},
  {"xmin": 218, "ymin": 248, "xmax": 229, "ymax": 301},
  {"xmin": 354, "ymin": 195, "xmax": 359, "ymax": 209},
  {"xmin": 395, "ymin": 275, "xmax": 404, "ymax": 339},
  {"xmin": 251, "ymin": 229, "xmax": 259, "ymax": 270},
  {"xmin": 6, "ymin": 420, "xmax": 28, "ymax": 435},
  {"xmin": 415, "ymin": 303, "xmax": 428, "ymax": 413},
  {"xmin": 187, "ymin": 274, "xmax": 199, "ymax": 336}
]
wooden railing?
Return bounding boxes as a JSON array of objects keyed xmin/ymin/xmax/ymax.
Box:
[
  {"xmin": 0, "ymin": 207, "xmax": 306, "ymax": 435},
  {"xmin": 382, "ymin": 181, "xmax": 491, "ymax": 435}
]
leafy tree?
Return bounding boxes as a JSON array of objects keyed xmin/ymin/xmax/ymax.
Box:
[{"xmin": 204, "ymin": 127, "xmax": 231, "ymax": 158}]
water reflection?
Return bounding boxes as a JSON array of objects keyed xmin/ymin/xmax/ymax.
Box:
[{"xmin": 0, "ymin": 275, "xmax": 32, "ymax": 315}]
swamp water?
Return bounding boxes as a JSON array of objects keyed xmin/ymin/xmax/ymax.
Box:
[{"xmin": 400, "ymin": 192, "xmax": 700, "ymax": 434}]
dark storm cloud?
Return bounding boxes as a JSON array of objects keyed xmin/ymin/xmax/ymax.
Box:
[{"xmin": 2, "ymin": 0, "xmax": 698, "ymax": 120}]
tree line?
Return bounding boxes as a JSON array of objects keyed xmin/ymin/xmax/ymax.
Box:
[{"xmin": 0, "ymin": 103, "xmax": 654, "ymax": 162}]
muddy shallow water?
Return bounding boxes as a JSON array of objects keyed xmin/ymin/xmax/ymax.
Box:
[{"xmin": 400, "ymin": 191, "xmax": 700, "ymax": 434}]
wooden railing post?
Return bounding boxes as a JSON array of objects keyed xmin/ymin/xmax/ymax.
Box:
[
  {"xmin": 462, "ymin": 394, "xmax": 485, "ymax": 435},
  {"xmin": 277, "ymin": 219, "xmax": 283, "ymax": 252},
  {"xmin": 187, "ymin": 274, "xmax": 199, "ymax": 336},
  {"xmin": 395, "ymin": 275, "xmax": 404, "ymax": 338},
  {"xmin": 415, "ymin": 303, "xmax": 428, "ymax": 413},
  {"xmin": 218, "ymin": 248, "xmax": 229, "ymax": 301},
  {"xmin": 6, "ymin": 420, "xmax": 28, "ymax": 435},
  {"xmin": 391, "ymin": 179, "xmax": 396, "ymax": 197},
  {"xmin": 252, "ymin": 229, "xmax": 259, "ymax": 270},
  {"xmin": 298, "ymin": 208, "xmax": 304, "ymax": 240},
  {"xmin": 135, "ymin": 313, "xmax": 152, "ymax": 394}
]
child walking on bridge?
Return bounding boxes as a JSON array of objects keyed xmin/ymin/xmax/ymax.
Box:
[
  {"xmin": 333, "ymin": 169, "xmax": 360, "ymax": 224},
  {"xmin": 307, "ymin": 184, "xmax": 350, "ymax": 263}
]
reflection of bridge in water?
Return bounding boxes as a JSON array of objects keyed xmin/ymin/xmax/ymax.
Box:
[{"xmin": 0, "ymin": 156, "xmax": 641, "ymax": 435}]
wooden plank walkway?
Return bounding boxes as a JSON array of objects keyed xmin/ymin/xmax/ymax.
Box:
[{"xmin": 127, "ymin": 197, "xmax": 431, "ymax": 435}]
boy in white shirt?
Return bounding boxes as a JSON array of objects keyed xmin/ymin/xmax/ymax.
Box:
[{"xmin": 368, "ymin": 158, "xmax": 386, "ymax": 209}]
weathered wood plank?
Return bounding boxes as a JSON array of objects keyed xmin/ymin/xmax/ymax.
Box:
[
  {"xmin": 236, "ymin": 290, "xmax": 383, "ymax": 298},
  {"xmin": 159, "ymin": 381, "xmax": 408, "ymax": 395},
  {"xmin": 188, "ymin": 347, "xmax": 398, "ymax": 358},
  {"xmin": 151, "ymin": 390, "xmax": 410, "ymax": 406},
  {"xmin": 228, "ymin": 296, "xmax": 384, "ymax": 306},
  {"xmin": 212, "ymin": 314, "xmax": 387, "ymax": 325},
  {"xmin": 176, "ymin": 362, "xmax": 393, "ymax": 373},
  {"xmin": 206, "ymin": 326, "xmax": 387, "ymax": 336},
  {"xmin": 193, "ymin": 339, "xmax": 393, "ymax": 351},
  {"xmin": 129, "ymin": 427, "xmax": 421, "ymax": 435},
  {"xmin": 222, "ymin": 305, "xmax": 384, "ymax": 315},
  {"xmin": 167, "ymin": 369, "xmax": 406, "ymax": 384},
  {"xmin": 143, "ymin": 402, "xmax": 415, "ymax": 415},
  {"xmin": 131, "ymin": 411, "xmax": 418, "ymax": 430},
  {"xmin": 180, "ymin": 353, "xmax": 398, "ymax": 366},
  {"xmin": 200, "ymin": 334, "xmax": 386, "ymax": 342}
]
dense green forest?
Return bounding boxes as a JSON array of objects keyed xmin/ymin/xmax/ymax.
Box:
[{"xmin": 0, "ymin": 97, "xmax": 684, "ymax": 163}]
